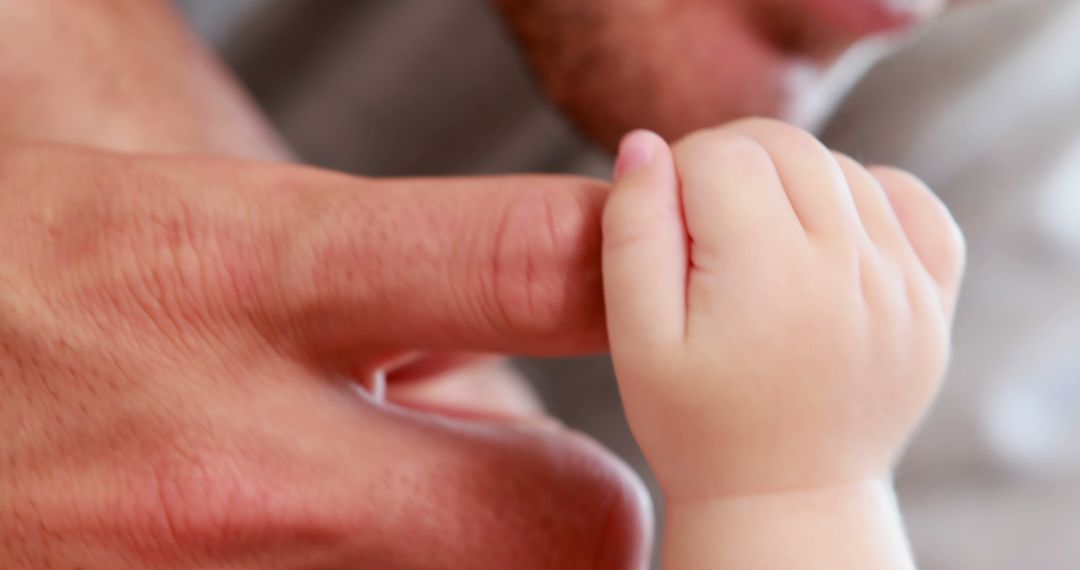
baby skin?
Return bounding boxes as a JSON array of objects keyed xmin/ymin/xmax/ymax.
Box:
[{"xmin": 603, "ymin": 120, "xmax": 965, "ymax": 568}]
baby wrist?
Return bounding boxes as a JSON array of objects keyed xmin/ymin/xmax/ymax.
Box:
[{"xmin": 662, "ymin": 479, "xmax": 916, "ymax": 570}]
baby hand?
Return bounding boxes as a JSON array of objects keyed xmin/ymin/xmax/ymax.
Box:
[{"xmin": 603, "ymin": 120, "xmax": 965, "ymax": 501}]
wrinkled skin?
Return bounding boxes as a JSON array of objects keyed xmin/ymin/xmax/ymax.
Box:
[
  {"xmin": 0, "ymin": 1, "xmax": 646, "ymax": 568},
  {"xmin": 0, "ymin": 0, "xmax": 946, "ymax": 567}
]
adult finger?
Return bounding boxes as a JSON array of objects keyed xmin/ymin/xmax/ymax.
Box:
[
  {"xmin": 134, "ymin": 378, "xmax": 651, "ymax": 569},
  {"xmin": 250, "ymin": 164, "xmax": 610, "ymax": 358},
  {"xmin": 0, "ymin": 0, "xmax": 286, "ymax": 158},
  {"xmin": 325, "ymin": 400, "xmax": 652, "ymax": 569}
]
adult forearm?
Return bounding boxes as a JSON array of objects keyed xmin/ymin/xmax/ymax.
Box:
[
  {"xmin": 663, "ymin": 480, "xmax": 916, "ymax": 570},
  {"xmin": 0, "ymin": 0, "xmax": 287, "ymax": 158}
]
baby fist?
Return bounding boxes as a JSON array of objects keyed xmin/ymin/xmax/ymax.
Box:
[{"xmin": 602, "ymin": 121, "xmax": 965, "ymax": 501}]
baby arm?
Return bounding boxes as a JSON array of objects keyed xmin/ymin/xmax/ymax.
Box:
[{"xmin": 602, "ymin": 122, "xmax": 965, "ymax": 569}]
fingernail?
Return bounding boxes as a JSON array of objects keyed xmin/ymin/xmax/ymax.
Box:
[{"xmin": 614, "ymin": 130, "xmax": 657, "ymax": 181}]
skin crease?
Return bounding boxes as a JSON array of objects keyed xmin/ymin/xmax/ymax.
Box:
[
  {"xmin": 0, "ymin": 1, "xmax": 647, "ymax": 568},
  {"xmin": 0, "ymin": 0, "xmax": 949, "ymax": 568},
  {"xmin": 603, "ymin": 126, "xmax": 964, "ymax": 568}
]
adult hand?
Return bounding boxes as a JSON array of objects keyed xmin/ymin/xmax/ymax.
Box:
[
  {"xmin": 0, "ymin": 1, "xmax": 649, "ymax": 568},
  {"xmin": 0, "ymin": 142, "xmax": 650, "ymax": 568},
  {"xmin": 494, "ymin": 0, "xmax": 947, "ymax": 147}
]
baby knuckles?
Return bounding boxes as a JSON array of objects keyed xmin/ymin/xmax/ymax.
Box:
[{"xmin": 625, "ymin": 123, "xmax": 954, "ymax": 496}]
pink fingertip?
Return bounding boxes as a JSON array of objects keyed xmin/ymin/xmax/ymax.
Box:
[{"xmin": 614, "ymin": 130, "xmax": 658, "ymax": 182}]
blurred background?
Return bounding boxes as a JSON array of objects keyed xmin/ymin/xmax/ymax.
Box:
[{"xmin": 174, "ymin": 0, "xmax": 1080, "ymax": 567}]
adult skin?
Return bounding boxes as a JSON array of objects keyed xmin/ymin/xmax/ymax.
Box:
[
  {"xmin": 0, "ymin": 1, "xmax": 642, "ymax": 568},
  {"xmin": 494, "ymin": 0, "xmax": 946, "ymax": 146},
  {"xmin": 0, "ymin": 0, "xmax": 943, "ymax": 567}
]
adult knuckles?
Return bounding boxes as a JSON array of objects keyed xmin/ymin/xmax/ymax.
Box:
[
  {"xmin": 490, "ymin": 181, "xmax": 606, "ymax": 344},
  {"xmin": 4, "ymin": 147, "xmax": 278, "ymax": 341},
  {"xmin": 222, "ymin": 170, "xmax": 611, "ymax": 355}
]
